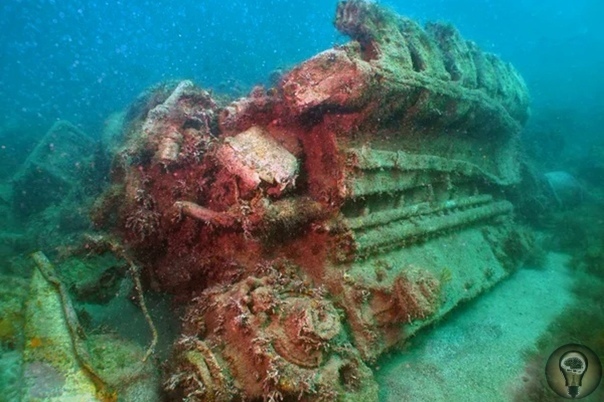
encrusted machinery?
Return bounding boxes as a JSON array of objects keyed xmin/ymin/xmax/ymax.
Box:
[
  {"xmin": 93, "ymin": 1, "xmax": 533, "ymax": 400},
  {"xmin": 165, "ymin": 266, "xmax": 377, "ymax": 401}
]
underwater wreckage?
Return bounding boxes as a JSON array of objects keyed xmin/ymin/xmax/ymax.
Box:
[{"xmin": 14, "ymin": 0, "xmax": 537, "ymax": 400}]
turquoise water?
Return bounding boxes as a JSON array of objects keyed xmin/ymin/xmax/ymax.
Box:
[
  {"xmin": 1, "ymin": 1, "xmax": 602, "ymax": 135},
  {"xmin": 1, "ymin": 1, "xmax": 603, "ymax": 401}
]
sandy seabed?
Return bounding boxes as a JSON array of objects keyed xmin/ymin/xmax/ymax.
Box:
[{"xmin": 376, "ymin": 253, "xmax": 575, "ymax": 402}]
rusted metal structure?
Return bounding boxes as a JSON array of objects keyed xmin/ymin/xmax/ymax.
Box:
[{"xmin": 93, "ymin": 1, "xmax": 532, "ymax": 400}]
